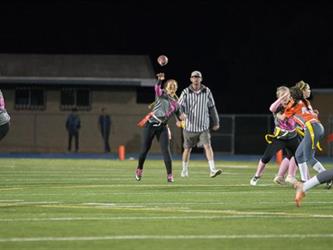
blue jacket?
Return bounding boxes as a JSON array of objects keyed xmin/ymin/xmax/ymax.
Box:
[{"xmin": 66, "ymin": 114, "xmax": 81, "ymax": 134}]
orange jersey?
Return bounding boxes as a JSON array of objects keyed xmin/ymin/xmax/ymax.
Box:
[{"xmin": 284, "ymin": 100, "xmax": 319, "ymax": 128}]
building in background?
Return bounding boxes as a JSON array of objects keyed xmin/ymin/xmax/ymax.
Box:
[
  {"xmin": 0, "ymin": 54, "xmax": 331, "ymax": 156},
  {"xmin": 0, "ymin": 54, "xmax": 183, "ymax": 154}
]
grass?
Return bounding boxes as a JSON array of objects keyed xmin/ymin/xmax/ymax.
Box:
[{"xmin": 0, "ymin": 158, "xmax": 332, "ymax": 250}]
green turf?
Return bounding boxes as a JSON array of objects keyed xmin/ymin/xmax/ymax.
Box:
[{"xmin": 0, "ymin": 158, "xmax": 332, "ymax": 250}]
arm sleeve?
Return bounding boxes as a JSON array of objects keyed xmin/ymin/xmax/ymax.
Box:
[
  {"xmin": 209, "ymin": 106, "xmax": 220, "ymax": 126},
  {"xmin": 154, "ymin": 80, "xmax": 163, "ymax": 97},
  {"xmin": 207, "ymin": 89, "xmax": 216, "ymax": 108},
  {"xmin": 269, "ymin": 98, "xmax": 282, "ymax": 113},
  {"xmin": 0, "ymin": 91, "xmax": 5, "ymax": 110}
]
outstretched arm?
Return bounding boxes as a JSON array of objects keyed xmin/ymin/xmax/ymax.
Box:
[{"xmin": 154, "ymin": 73, "xmax": 165, "ymax": 97}]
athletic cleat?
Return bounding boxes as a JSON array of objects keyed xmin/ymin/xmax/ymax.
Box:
[
  {"xmin": 294, "ymin": 181, "xmax": 305, "ymax": 207},
  {"xmin": 285, "ymin": 175, "xmax": 297, "ymax": 185},
  {"xmin": 273, "ymin": 176, "xmax": 286, "ymax": 185},
  {"xmin": 167, "ymin": 174, "xmax": 174, "ymax": 183},
  {"xmin": 325, "ymin": 179, "xmax": 333, "ymax": 190},
  {"xmin": 210, "ymin": 169, "xmax": 222, "ymax": 178},
  {"xmin": 181, "ymin": 169, "xmax": 189, "ymax": 177},
  {"xmin": 250, "ymin": 176, "xmax": 260, "ymax": 186},
  {"xmin": 135, "ymin": 168, "xmax": 143, "ymax": 181}
]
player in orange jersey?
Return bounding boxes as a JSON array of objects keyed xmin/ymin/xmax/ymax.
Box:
[{"xmin": 280, "ymin": 81, "xmax": 331, "ymax": 189}]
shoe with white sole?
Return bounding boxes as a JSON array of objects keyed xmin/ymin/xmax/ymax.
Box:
[
  {"xmin": 285, "ymin": 175, "xmax": 297, "ymax": 185},
  {"xmin": 210, "ymin": 169, "xmax": 222, "ymax": 178},
  {"xmin": 181, "ymin": 169, "xmax": 189, "ymax": 177},
  {"xmin": 167, "ymin": 174, "xmax": 174, "ymax": 183},
  {"xmin": 273, "ymin": 176, "xmax": 286, "ymax": 185},
  {"xmin": 250, "ymin": 176, "xmax": 260, "ymax": 186},
  {"xmin": 135, "ymin": 168, "xmax": 143, "ymax": 181}
]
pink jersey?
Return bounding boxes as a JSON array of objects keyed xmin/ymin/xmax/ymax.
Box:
[
  {"xmin": 277, "ymin": 116, "xmax": 296, "ymax": 131},
  {"xmin": 0, "ymin": 95, "xmax": 5, "ymax": 109}
]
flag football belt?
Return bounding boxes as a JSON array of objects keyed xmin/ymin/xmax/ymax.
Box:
[
  {"xmin": 136, "ymin": 113, "xmax": 166, "ymax": 127},
  {"xmin": 137, "ymin": 112, "xmax": 153, "ymax": 128},
  {"xmin": 295, "ymin": 122, "xmax": 322, "ymax": 151},
  {"xmin": 305, "ymin": 121, "xmax": 322, "ymax": 151},
  {"xmin": 150, "ymin": 114, "xmax": 164, "ymax": 127},
  {"xmin": 265, "ymin": 127, "xmax": 290, "ymax": 144}
]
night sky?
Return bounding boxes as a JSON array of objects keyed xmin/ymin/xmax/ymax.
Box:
[{"xmin": 1, "ymin": 1, "xmax": 333, "ymax": 114}]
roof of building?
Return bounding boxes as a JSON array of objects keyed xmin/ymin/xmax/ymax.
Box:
[{"xmin": 0, "ymin": 54, "xmax": 156, "ymax": 86}]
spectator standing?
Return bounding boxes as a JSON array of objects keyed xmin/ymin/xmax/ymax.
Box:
[
  {"xmin": 66, "ymin": 107, "xmax": 81, "ymax": 152},
  {"xmin": 98, "ymin": 107, "xmax": 112, "ymax": 152}
]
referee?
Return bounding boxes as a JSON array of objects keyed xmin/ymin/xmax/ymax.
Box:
[{"xmin": 178, "ymin": 71, "xmax": 222, "ymax": 178}]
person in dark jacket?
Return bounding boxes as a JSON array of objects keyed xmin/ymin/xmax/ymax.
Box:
[
  {"xmin": 98, "ymin": 107, "xmax": 112, "ymax": 152},
  {"xmin": 66, "ymin": 108, "xmax": 81, "ymax": 152}
]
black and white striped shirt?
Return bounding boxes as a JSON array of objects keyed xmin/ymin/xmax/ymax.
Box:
[{"xmin": 178, "ymin": 84, "xmax": 219, "ymax": 132}]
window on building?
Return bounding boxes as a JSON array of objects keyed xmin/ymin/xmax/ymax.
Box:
[
  {"xmin": 15, "ymin": 88, "xmax": 46, "ymax": 110},
  {"xmin": 60, "ymin": 88, "xmax": 91, "ymax": 110}
]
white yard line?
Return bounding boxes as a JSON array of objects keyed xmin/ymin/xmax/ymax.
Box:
[
  {"xmin": 0, "ymin": 215, "xmax": 290, "ymax": 222},
  {"xmin": 0, "ymin": 188, "xmax": 24, "ymax": 191},
  {"xmin": 0, "ymin": 199, "xmax": 23, "ymax": 202},
  {"xmin": 1, "ymin": 202, "xmax": 333, "ymax": 221},
  {"xmin": 2, "ymin": 213, "xmax": 333, "ymax": 222},
  {"xmin": 1, "ymin": 234, "xmax": 333, "ymax": 242}
]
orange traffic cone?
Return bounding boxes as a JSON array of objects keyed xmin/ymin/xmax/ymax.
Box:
[{"xmin": 118, "ymin": 145, "xmax": 126, "ymax": 160}]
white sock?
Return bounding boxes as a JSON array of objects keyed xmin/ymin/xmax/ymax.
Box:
[
  {"xmin": 208, "ymin": 160, "xmax": 215, "ymax": 172},
  {"xmin": 303, "ymin": 176, "xmax": 320, "ymax": 192},
  {"xmin": 298, "ymin": 162, "xmax": 309, "ymax": 182},
  {"xmin": 182, "ymin": 161, "xmax": 189, "ymax": 171},
  {"xmin": 313, "ymin": 162, "xmax": 326, "ymax": 173}
]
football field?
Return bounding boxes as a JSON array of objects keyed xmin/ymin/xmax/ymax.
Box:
[{"xmin": 0, "ymin": 158, "xmax": 333, "ymax": 250}]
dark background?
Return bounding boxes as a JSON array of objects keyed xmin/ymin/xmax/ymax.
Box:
[{"xmin": 1, "ymin": 1, "xmax": 333, "ymax": 114}]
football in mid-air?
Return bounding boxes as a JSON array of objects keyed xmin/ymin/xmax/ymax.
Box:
[{"xmin": 157, "ymin": 55, "xmax": 168, "ymax": 66}]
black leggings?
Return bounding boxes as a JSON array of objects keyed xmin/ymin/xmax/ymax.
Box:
[
  {"xmin": 261, "ymin": 136, "xmax": 300, "ymax": 164},
  {"xmin": 138, "ymin": 122, "xmax": 172, "ymax": 174},
  {"xmin": 0, "ymin": 123, "xmax": 10, "ymax": 141}
]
